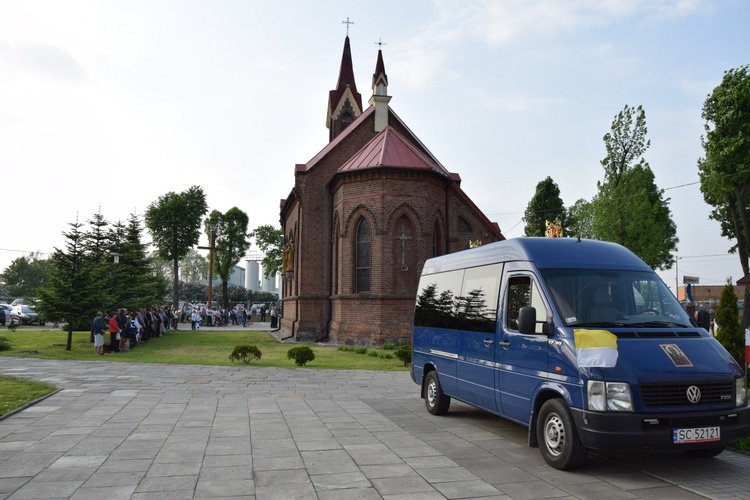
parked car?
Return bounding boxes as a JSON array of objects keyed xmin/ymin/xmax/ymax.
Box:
[
  {"xmin": 10, "ymin": 305, "xmax": 41, "ymax": 325},
  {"xmin": 0, "ymin": 304, "xmax": 12, "ymax": 326}
]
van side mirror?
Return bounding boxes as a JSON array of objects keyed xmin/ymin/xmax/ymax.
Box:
[{"xmin": 518, "ymin": 306, "xmax": 536, "ymax": 334}]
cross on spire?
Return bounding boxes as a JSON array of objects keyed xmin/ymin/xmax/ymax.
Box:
[
  {"xmin": 375, "ymin": 38, "xmax": 386, "ymax": 48},
  {"xmin": 342, "ymin": 17, "xmax": 354, "ymax": 35}
]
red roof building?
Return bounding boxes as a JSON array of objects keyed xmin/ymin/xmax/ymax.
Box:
[{"xmin": 279, "ymin": 36, "xmax": 504, "ymax": 345}]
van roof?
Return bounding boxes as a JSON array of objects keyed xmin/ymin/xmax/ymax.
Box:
[{"xmin": 421, "ymin": 237, "xmax": 652, "ymax": 275}]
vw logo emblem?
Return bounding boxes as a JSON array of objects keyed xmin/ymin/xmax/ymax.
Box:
[{"xmin": 686, "ymin": 385, "xmax": 702, "ymax": 404}]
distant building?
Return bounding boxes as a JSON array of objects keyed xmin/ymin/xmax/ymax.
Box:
[
  {"xmin": 678, "ymin": 284, "xmax": 744, "ymax": 306},
  {"xmin": 279, "ymin": 35, "xmax": 504, "ymax": 345}
]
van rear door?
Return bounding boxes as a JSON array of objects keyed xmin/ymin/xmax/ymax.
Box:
[{"xmin": 455, "ymin": 264, "xmax": 503, "ymax": 413}]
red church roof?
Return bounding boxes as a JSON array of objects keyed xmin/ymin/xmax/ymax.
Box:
[{"xmin": 337, "ymin": 126, "xmax": 452, "ymax": 177}]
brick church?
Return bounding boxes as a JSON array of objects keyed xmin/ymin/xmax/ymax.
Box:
[{"xmin": 279, "ymin": 35, "xmax": 504, "ymax": 345}]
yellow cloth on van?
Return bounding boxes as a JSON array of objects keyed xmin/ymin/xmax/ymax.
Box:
[{"xmin": 574, "ymin": 329, "xmax": 618, "ymax": 368}]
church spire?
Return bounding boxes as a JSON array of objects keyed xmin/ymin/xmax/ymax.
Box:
[
  {"xmin": 369, "ymin": 41, "xmax": 391, "ymax": 133},
  {"xmin": 327, "ymin": 34, "xmax": 363, "ymax": 142}
]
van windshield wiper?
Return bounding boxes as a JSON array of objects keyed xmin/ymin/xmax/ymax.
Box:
[
  {"xmin": 627, "ymin": 321, "xmax": 688, "ymax": 328},
  {"xmin": 575, "ymin": 321, "xmax": 628, "ymax": 328}
]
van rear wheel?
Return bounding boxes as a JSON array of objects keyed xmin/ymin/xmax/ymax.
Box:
[
  {"xmin": 537, "ymin": 399, "xmax": 587, "ymax": 470},
  {"xmin": 424, "ymin": 371, "xmax": 450, "ymax": 415}
]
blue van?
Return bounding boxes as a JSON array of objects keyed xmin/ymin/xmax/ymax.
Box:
[{"xmin": 411, "ymin": 237, "xmax": 750, "ymax": 469}]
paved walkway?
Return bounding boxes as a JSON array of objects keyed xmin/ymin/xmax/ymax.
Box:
[{"xmin": 2, "ymin": 347, "xmax": 750, "ymax": 499}]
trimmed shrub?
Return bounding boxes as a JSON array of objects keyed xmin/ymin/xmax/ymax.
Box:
[
  {"xmin": 0, "ymin": 336, "xmax": 10, "ymax": 351},
  {"xmin": 229, "ymin": 345, "xmax": 262, "ymax": 365},
  {"xmin": 354, "ymin": 347, "xmax": 368, "ymax": 355},
  {"xmin": 367, "ymin": 350, "xmax": 378, "ymax": 357},
  {"xmin": 395, "ymin": 344, "xmax": 412, "ymax": 366},
  {"xmin": 381, "ymin": 342, "xmax": 396, "ymax": 350},
  {"xmin": 287, "ymin": 346, "xmax": 315, "ymax": 366}
]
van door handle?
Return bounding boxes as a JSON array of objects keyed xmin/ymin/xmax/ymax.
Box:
[
  {"xmin": 498, "ymin": 341, "xmax": 511, "ymax": 348},
  {"xmin": 483, "ymin": 339, "xmax": 494, "ymax": 347}
]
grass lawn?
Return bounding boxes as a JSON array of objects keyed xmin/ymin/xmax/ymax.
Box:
[
  {"xmin": 0, "ymin": 327, "xmax": 410, "ymax": 371},
  {"xmin": 0, "ymin": 376, "xmax": 56, "ymax": 418}
]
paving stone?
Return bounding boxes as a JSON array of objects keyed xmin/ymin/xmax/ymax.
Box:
[{"xmin": 3, "ymin": 356, "xmax": 750, "ymax": 500}]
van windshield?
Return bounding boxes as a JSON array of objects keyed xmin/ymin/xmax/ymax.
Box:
[{"xmin": 540, "ymin": 269, "xmax": 693, "ymax": 328}]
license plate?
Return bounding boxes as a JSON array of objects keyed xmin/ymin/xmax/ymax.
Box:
[{"xmin": 673, "ymin": 426, "xmax": 720, "ymax": 444}]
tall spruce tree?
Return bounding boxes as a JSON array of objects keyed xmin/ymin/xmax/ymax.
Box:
[
  {"xmin": 37, "ymin": 219, "xmax": 106, "ymax": 350},
  {"xmin": 715, "ymin": 284, "xmax": 743, "ymax": 365},
  {"xmin": 524, "ymin": 177, "xmax": 567, "ymax": 237}
]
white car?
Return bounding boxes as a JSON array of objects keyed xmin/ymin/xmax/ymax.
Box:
[{"xmin": 10, "ymin": 305, "xmax": 41, "ymax": 325}]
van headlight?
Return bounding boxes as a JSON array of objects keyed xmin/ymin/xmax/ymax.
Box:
[
  {"xmin": 587, "ymin": 381, "xmax": 633, "ymax": 412},
  {"xmin": 737, "ymin": 377, "xmax": 747, "ymax": 407}
]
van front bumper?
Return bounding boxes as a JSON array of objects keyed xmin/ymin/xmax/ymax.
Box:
[{"xmin": 572, "ymin": 405, "xmax": 750, "ymax": 452}]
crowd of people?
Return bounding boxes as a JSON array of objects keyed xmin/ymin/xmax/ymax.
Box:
[
  {"xmin": 91, "ymin": 303, "xmax": 281, "ymax": 355},
  {"xmin": 91, "ymin": 306, "xmax": 179, "ymax": 356}
]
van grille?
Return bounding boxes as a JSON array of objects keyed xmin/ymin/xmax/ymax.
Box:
[{"xmin": 640, "ymin": 382, "xmax": 734, "ymax": 407}]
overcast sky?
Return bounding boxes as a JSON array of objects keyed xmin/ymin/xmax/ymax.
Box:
[{"xmin": 0, "ymin": 0, "xmax": 748, "ymax": 292}]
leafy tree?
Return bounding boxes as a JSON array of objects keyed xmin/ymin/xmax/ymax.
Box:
[
  {"xmin": 145, "ymin": 186, "xmax": 208, "ymax": 307},
  {"xmin": 227, "ymin": 286, "xmax": 249, "ymax": 305},
  {"xmin": 0, "ymin": 252, "xmax": 52, "ymax": 300},
  {"xmin": 37, "ymin": 220, "xmax": 106, "ymax": 350},
  {"xmin": 252, "ymin": 225, "xmax": 283, "ymax": 278},
  {"xmin": 524, "ymin": 177, "xmax": 567, "ymax": 237},
  {"xmin": 715, "ymin": 284, "xmax": 743, "ymax": 365},
  {"xmin": 205, "ymin": 208, "xmax": 251, "ymax": 308},
  {"xmin": 593, "ymin": 105, "xmax": 677, "ymax": 270},
  {"xmin": 567, "ymin": 199, "xmax": 595, "ymax": 239},
  {"xmin": 180, "ymin": 281, "xmax": 208, "ymax": 304},
  {"xmin": 182, "ymin": 249, "xmax": 208, "ymax": 283},
  {"xmin": 698, "ymin": 66, "xmax": 750, "ymax": 327}
]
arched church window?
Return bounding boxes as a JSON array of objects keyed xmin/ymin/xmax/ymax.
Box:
[
  {"xmin": 458, "ymin": 217, "xmax": 472, "ymax": 233},
  {"xmin": 433, "ymin": 222, "xmax": 443, "ymax": 257},
  {"xmin": 342, "ymin": 113, "xmax": 353, "ymax": 128},
  {"xmin": 356, "ymin": 218, "xmax": 371, "ymax": 293}
]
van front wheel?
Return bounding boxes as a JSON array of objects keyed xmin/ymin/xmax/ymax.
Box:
[
  {"xmin": 537, "ymin": 399, "xmax": 587, "ymax": 470},
  {"xmin": 424, "ymin": 371, "xmax": 450, "ymax": 415}
]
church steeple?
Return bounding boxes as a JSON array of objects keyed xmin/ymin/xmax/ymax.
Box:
[
  {"xmin": 369, "ymin": 44, "xmax": 391, "ymax": 133},
  {"xmin": 327, "ymin": 35, "xmax": 363, "ymax": 142}
]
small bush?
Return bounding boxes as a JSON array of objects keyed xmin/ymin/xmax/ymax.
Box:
[
  {"xmin": 378, "ymin": 352, "xmax": 394, "ymax": 359},
  {"xmin": 0, "ymin": 336, "xmax": 11, "ymax": 351},
  {"xmin": 395, "ymin": 345, "xmax": 412, "ymax": 366},
  {"xmin": 354, "ymin": 347, "xmax": 368, "ymax": 355},
  {"xmin": 287, "ymin": 346, "xmax": 315, "ymax": 366},
  {"xmin": 337, "ymin": 345, "xmax": 353, "ymax": 352},
  {"xmin": 381, "ymin": 342, "xmax": 396, "ymax": 350},
  {"xmin": 229, "ymin": 345, "xmax": 262, "ymax": 365},
  {"xmin": 367, "ymin": 350, "xmax": 378, "ymax": 357}
]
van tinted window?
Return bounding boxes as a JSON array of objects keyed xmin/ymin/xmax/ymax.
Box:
[
  {"xmin": 456, "ymin": 264, "xmax": 502, "ymax": 333},
  {"xmin": 414, "ymin": 270, "xmax": 463, "ymax": 329},
  {"xmin": 415, "ymin": 263, "xmax": 502, "ymax": 333}
]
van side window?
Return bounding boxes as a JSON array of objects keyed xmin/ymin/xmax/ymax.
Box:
[
  {"xmin": 506, "ymin": 276, "xmax": 547, "ymax": 333},
  {"xmin": 414, "ymin": 270, "xmax": 463, "ymax": 329},
  {"xmin": 456, "ymin": 264, "xmax": 502, "ymax": 333}
]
